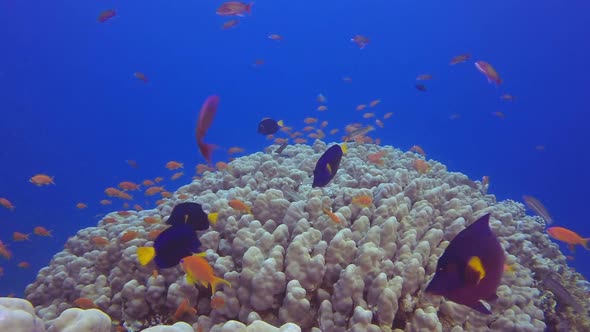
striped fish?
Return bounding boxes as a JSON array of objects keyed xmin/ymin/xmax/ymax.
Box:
[{"xmin": 523, "ymin": 195, "xmax": 553, "ymax": 224}]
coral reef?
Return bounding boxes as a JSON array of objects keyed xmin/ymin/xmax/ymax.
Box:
[{"xmin": 23, "ymin": 141, "xmax": 590, "ymax": 331}]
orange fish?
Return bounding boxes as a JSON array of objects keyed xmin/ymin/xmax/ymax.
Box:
[
  {"xmin": 91, "ymin": 237, "xmax": 109, "ymax": 246},
  {"xmin": 304, "ymin": 117, "xmax": 318, "ymax": 124},
  {"xmin": 147, "ymin": 229, "xmax": 163, "ymax": 240},
  {"xmin": 294, "ymin": 138, "xmax": 308, "ymax": 144},
  {"xmin": 323, "ymin": 208, "xmax": 340, "ymax": 223},
  {"xmin": 103, "ymin": 217, "xmax": 117, "ymax": 224},
  {"xmin": 475, "ymin": 60, "xmax": 502, "ymax": 85},
  {"xmin": 0, "ymin": 241, "xmax": 12, "ymax": 259},
  {"xmin": 317, "ymin": 93, "xmax": 327, "ymax": 103},
  {"xmin": 356, "ymin": 104, "xmax": 367, "ymax": 111},
  {"xmin": 367, "ymin": 151, "xmax": 387, "ymax": 166},
  {"xmin": 133, "ymin": 204, "xmax": 143, "ymax": 211},
  {"xmin": 383, "ymin": 112, "xmax": 393, "ymax": 119},
  {"xmin": 210, "ymin": 295, "xmax": 226, "ymax": 309},
  {"xmin": 34, "ymin": 226, "xmax": 52, "ymax": 237},
  {"xmin": 302, "ymin": 126, "xmax": 315, "ymax": 132},
  {"xmin": 171, "ymin": 172, "xmax": 184, "ymax": 180},
  {"xmin": 375, "ymin": 119, "xmax": 384, "ymax": 128},
  {"xmin": 126, "ymin": 160, "xmax": 139, "ymax": 168},
  {"xmin": 228, "ymin": 147, "xmax": 245, "ymax": 155},
  {"xmin": 363, "ymin": 112, "xmax": 375, "ymax": 119},
  {"xmin": 117, "ymin": 191, "xmax": 133, "ymax": 200},
  {"xmin": 222, "ymin": 19, "xmax": 239, "ymax": 30},
  {"xmin": 143, "ymin": 216, "xmax": 161, "ymax": 225},
  {"xmin": 161, "ymin": 191, "xmax": 173, "ymax": 198},
  {"xmin": 317, "ymin": 105, "xmax": 328, "ymax": 111},
  {"xmin": 145, "ymin": 186, "xmax": 165, "ymax": 196},
  {"xmin": 97, "ymin": 9, "xmax": 116, "ymax": 23},
  {"xmin": 268, "ymin": 34, "xmax": 283, "ymax": 41},
  {"xmin": 119, "ymin": 181, "xmax": 140, "ymax": 191},
  {"xmin": 180, "ymin": 253, "xmax": 231, "ymax": 294},
  {"xmin": 30, "ymin": 174, "xmax": 55, "ymax": 186},
  {"xmin": 410, "ymin": 145, "xmax": 426, "ymax": 157},
  {"xmin": 216, "ymin": 161, "xmax": 230, "ymax": 171},
  {"xmin": 104, "ymin": 187, "xmax": 121, "ymax": 197},
  {"xmin": 492, "ymin": 111, "xmax": 505, "ymax": 118},
  {"xmin": 229, "ymin": 199, "xmax": 252, "ymax": 214},
  {"xmin": 414, "ymin": 159, "xmax": 430, "ymax": 174},
  {"xmin": 450, "ymin": 53, "xmax": 471, "ymax": 65},
  {"xmin": 352, "ymin": 195, "xmax": 372, "ymax": 208},
  {"xmin": 416, "ymin": 74, "xmax": 433, "ymax": 81},
  {"xmin": 547, "ymin": 227, "xmax": 589, "ymax": 252},
  {"xmin": 73, "ymin": 297, "xmax": 98, "ymax": 309},
  {"xmin": 142, "ymin": 179, "xmax": 155, "ymax": 187},
  {"xmin": 172, "ymin": 298, "xmax": 197, "ymax": 322},
  {"xmin": 134, "ymin": 72, "xmax": 148, "ymax": 83},
  {"xmin": 154, "ymin": 177, "xmax": 164, "ymax": 183},
  {"xmin": 350, "ymin": 35, "xmax": 369, "ymax": 49},
  {"xmin": 329, "ymin": 129, "xmax": 339, "ymax": 135},
  {"xmin": 76, "ymin": 203, "xmax": 88, "ymax": 209},
  {"xmin": 17, "ymin": 261, "xmax": 30, "ymax": 268},
  {"xmin": 100, "ymin": 199, "xmax": 112, "ymax": 205},
  {"xmin": 0, "ymin": 198, "xmax": 15, "ymax": 211},
  {"xmin": 369, "ymin": 99, "xmax": 381, "ymax": 107},
  {"xmin": 320, "ymin": 121, "xmax": 328, "ymax": 128},
  {"xmin": 13, "ymin": 232, "xmax": 30, "ymax": 241},
  {"xmin": 120, "ymin": 231, "xmax": 139, "ymax": 243},
  {"xmin": 166, "ymin": 161, "xmax": 184, "ymax": 170}
]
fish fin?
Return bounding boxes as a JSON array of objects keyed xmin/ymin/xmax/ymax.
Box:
[
  {"xmin": 469, "ymin": 300, "xmax": 492, "ymax": 314},
  {"xmin": 137, "ymin": 247, "xmax": 156, "ymax": 266},
  {"xmin": 208, "ymin": 213, "xmax": 219, "ymax": 226},
  {"xmin": 185, "ymin": 274, "xmax": 196, "ymax": 285},
  {"xmin": 582, "ymin": 238, "xmax": 590, "ymax": 250},
  {"xmin": 341, "ymin": 143, "xmax": 348, "ymax": 154},
  {"xmin": 246, "ymin": 2, "xmax": 254, "ymax": 14},
  {"xmin": 277, "ymin": 120, "xmax": 284, "ymax": 127},
  {"xmin": 211, "ymin": 276, "xmax": 232, "ymax": 294},
  {"xmin": 195, "ymin": 252, "xmax": 207, "ymax": 257},
  {"xmin": 568, "ymin": 244, "xmax": 576, "ymax": 253}
]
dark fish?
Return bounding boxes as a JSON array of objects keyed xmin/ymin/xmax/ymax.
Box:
[
  {"xmin": 415, "ymin": 84, "xmax": 427, "ymax": 92},
  {"xmin": 258, "ymin": 118, "xmax": 284, "ymax": 135},
  {"xmin": 426, "ymin": 213, "xmax": 505, "ymax": 314},
  {"xmin": 312, "ymin": 144, "xmax": 347, "ymax": 187},
  {"xmin": 166, "ymin": 202, "xmax": 211, "ymax": 231},
  {"xmin": 138, "ymin": 223, "xmax": 201, "ymax": 268},
  {"xmin": 275, "ymin": 142, "xmax": 288, "ymax": 154}
]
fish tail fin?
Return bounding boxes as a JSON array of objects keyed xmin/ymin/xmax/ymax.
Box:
[
  {"xmin": 582, "ymin": 238, "xmax": 590, "ymax": 250},
  {"xmin": 137, "ymin": 247, "xmax": 156, "ymax": 265},
  {"xmin": 277, "ymin": 120, "xmax": 284, "ymax": 127},
  {"xmin": 211, "ymin": 276, "xmax": 232, "ymax": 294},
  {"xmin": 246, "ymin": 2, "xmax": 254, "ymax": 14},
  {"xmin": 208, "ymin": 212, "xmax": 219, "ymax": 226},
  {"xmin": 341, "ymin": 142, "xmax": 348, "ymax": 154},
  {"xmin": 198, "ymin": 141, "xmax": 216, "ymax": 164}
]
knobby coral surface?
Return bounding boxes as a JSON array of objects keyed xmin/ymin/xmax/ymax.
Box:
[{"xmin": 24, "ymin": 141, "xmax": 590, "ymax": 331}]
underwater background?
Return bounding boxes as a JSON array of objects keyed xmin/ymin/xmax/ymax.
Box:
[{"xmin": 0, "ymin": 0, "xmax": 589, "ymax": 297}]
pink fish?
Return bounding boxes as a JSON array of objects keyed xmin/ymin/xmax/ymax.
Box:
[
  {"xmin": 216, "ymin": 2, "xmax": 253, "ymax": 16},
  {"xmin": 475, "ymin": 60, "xmax": 502, "ymax": 85},
  {"xmin": 196, "ymin": 95, "xmax": 220, "ymax": 164},
  {"xmin": 98, "ymin": 9, "xmax": 116, "ymax": 23}
]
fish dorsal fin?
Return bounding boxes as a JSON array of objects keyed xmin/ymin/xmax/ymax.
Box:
[
  {"xmin": 469, "ymin": 300, "xmax": 492, "ymax": 314},
  {"xmin": 466, "ymin": 256, "xmax": 486, "ymax": 284}
]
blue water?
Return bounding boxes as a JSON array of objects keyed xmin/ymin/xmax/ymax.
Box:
[{"xmin": 1, "ymin": 0, "xmax": 589, "ymax": 296}]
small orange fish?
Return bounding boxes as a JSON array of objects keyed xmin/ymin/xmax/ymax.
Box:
[
  {"xmin": 172, "ymin": 298, "xmax": 197, "ymax": 322},
  {"xmin": 120, "ymin": 231, "xmax": 139, "ymax": 243},
  {"xmin": 119, "ymin": 181, "xmax": 140, "ymax": 191},
  {"xmin": 13, "ymin": 232, "xmax": 30, "ymax": 241},
  {"xmin": 375, "ymin": 119, "xmax": 384, "ymax": 128},
  {"xmin": 97, "ymin": 9, "xmax": 116, "ymax": 23},
  {"xmin": 317, "ymin": 105, "xmax": 328, "ymax": 111},
  {"xmin": 76, "ymin": 203, "xmax": 88, "ymax": 209},
  {"xmin": 416, "ymin": 74, "xmax": 433, "ymax": 81},
  {"xmin": 363, "ymin": 112, "xmax": 375, "ymax": 119},
  {"xmin": 367, "ymin": 151, "xmax": 387, "ymax": 166},
  {"xmin": 229, "ymin": 199, "xmax": 252, "ymax": 214},
  {"xmin": 171, "ymin": 172, "xmax": 184, "ymax": 180},
  {"xmin": 323, "ymin": 208, "xmax": 340, "ymax": 223},
  {"xmin": 73, "ymin": 297, "xmax": 98, "ymax": 309},
  {"xmin": 351, "ymin": 35, "xmax": 369, "ymax": 49},
  {"xmin": 103, "ymin": 217, "xmax": 117, "ymax": 224},
  {"xmin": 450, "ymin": 53, "xmax": 471, "ymax": 65},
  {"xmin": 210, "ymin": 295, "xmax": 226, "ymax": 309},
  {"xmin": 104, "ymin": 187, "xmax": 122, "ymax": 197},
  {"xmin": 147, "ymin": 229, "xmax": 163, "ymax": 240},
  {"xmin": 492, "ymin": 111, "xmax": 505, "ymax": 118},
  {"xmin": 302, "ymin": 126, "xmax": 315, "ymax": 132},
  {"xmin": 30, "ymin": 174, "xmax": 55, "ymax": 186},
  {"xmin": 228, "ymin": 147, "xmax": 245, "ymax": 155},
  {"xmin": 383, "ymin": 112, "xmax": 393, "ymax": 119},
  {"xmin": 126, "ymin": 160, "xmax": 139, "ymax": 168},
  {"xmin": 133, "ymin": 204, "xmax": 143, "ymax": 211},
  {"xmin": 145, "ymin": 186, "xmax": 165, "ymax": 196},
  {"xmin": 143, "ymin": 216, "xmax": 161, "ymax": 225},
  {"xmin": 91, "ymin": 237, "xmax": 109, "ymax": 246},
  {"xmin": 0, "ymin": 198, "xmax": 15, "ymax": 211},
  {"xmin": 547, "ymin": 227, "xmax": 589, "ymax": 252},
  {"xmin": 304, "ymin": 117, "xmax": 318, "ymax": 124},
  {"xmin": 100, "ymin": 199, "xmax": 112, "ymax": 205},
  {"xmin": 356, "ymin": 104, "xmax": 367, "ymax": 111},
  {"xmin": 154, "ymin": 177, "xmax": 164, "ymax": 183},
  {"xmin": 117, "ymin": 192, "xmax": 133, "ymax": 200},
  {"xmin": 320, "ymin": 121, "xmax": 328, "ymax": 128},
  {"xmin": 134, "ymin": 72, "xmax": 148, "ymax": 83},
  {"xmin": 329, "ymin": 129, "xmax": 339, "ymax": 135},
  {"xmin": 369, "ymin": 99, "xmax": 381, "ymax": 107},
  {"xmin": 166, "ymin": 161, "xmax": 184, "ymax": 170},
  {"xmin": 0, "ymin": 241, "xmax": 12, "ymax": 260},
  {"xmin": 222, "ymin": 19, "xmax": 239, "ymax": 30},
  {"xmin": 180, "ymin": 253, "xmax": 231, "ymax": 294},
  {"xmin": 17, "ymin": 261, "xmax": 30, "ymax": 268},
  {"xmin": 294, "ymin": 138, "xmax": 308, "ymax": 144},
  {"xmin": 34, "ymin": 226, "xmax": 52, "ymax": 237},
  {"xmin": 475, "ymin": 60, "xmax": 502, "ymax": 85},
  {"xmin": 268, "ymin": 34, "xmax": 283, "ymax": 41},
  {"xmin": 253, "ymin": 59, "xmax": 265, "ymax": 67},
  {"xmin": 414, "ymin": 159, "xmax": 430, "ymax": 174},
  {"xmin": 161, "ymin": 191, "xmax": 173, "ymax": 198},
  {"xmin": 142, "ymin": 179, "xmax": 155, "ymax": 187},
  {"xmin": 117, "ymin": 211, "xmax": 132, "ymax": 217},
  {"xmin": 410, "ymin": 145, "xmax": 426, "ymax": 157},
  {"xmin": 122, "ymin": 202, "xmax": 130, "ymax": 209},
  {"xmin": 317, "ymin": 93, "xmax": 327, "ymax": 103},
  {"xmin": 352, "ymin": 195, "xmax": 372, "ymax": 208}
]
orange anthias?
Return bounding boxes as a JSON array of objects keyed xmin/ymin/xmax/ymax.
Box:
[
  {"xmin": 547, "ymin": 227, "xmax": 590, "ymax": 252},
  {"xmin": 180, "ymin": 253, "xmax": 231, "ymax": 294},
  {"xmin": 34, "ymin": 226, "xmax": 52, "ymax": 237},
  {"xmin": 0, "ymin": 198, "xmax": 15, "ymax": 211},
  {"xmin": 30, "ymin": 174, "xmax": 55, "ymax": 186},
  {"xmin": 228, "ymin": 199, "xmax": 252, "ymax": 214}
]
